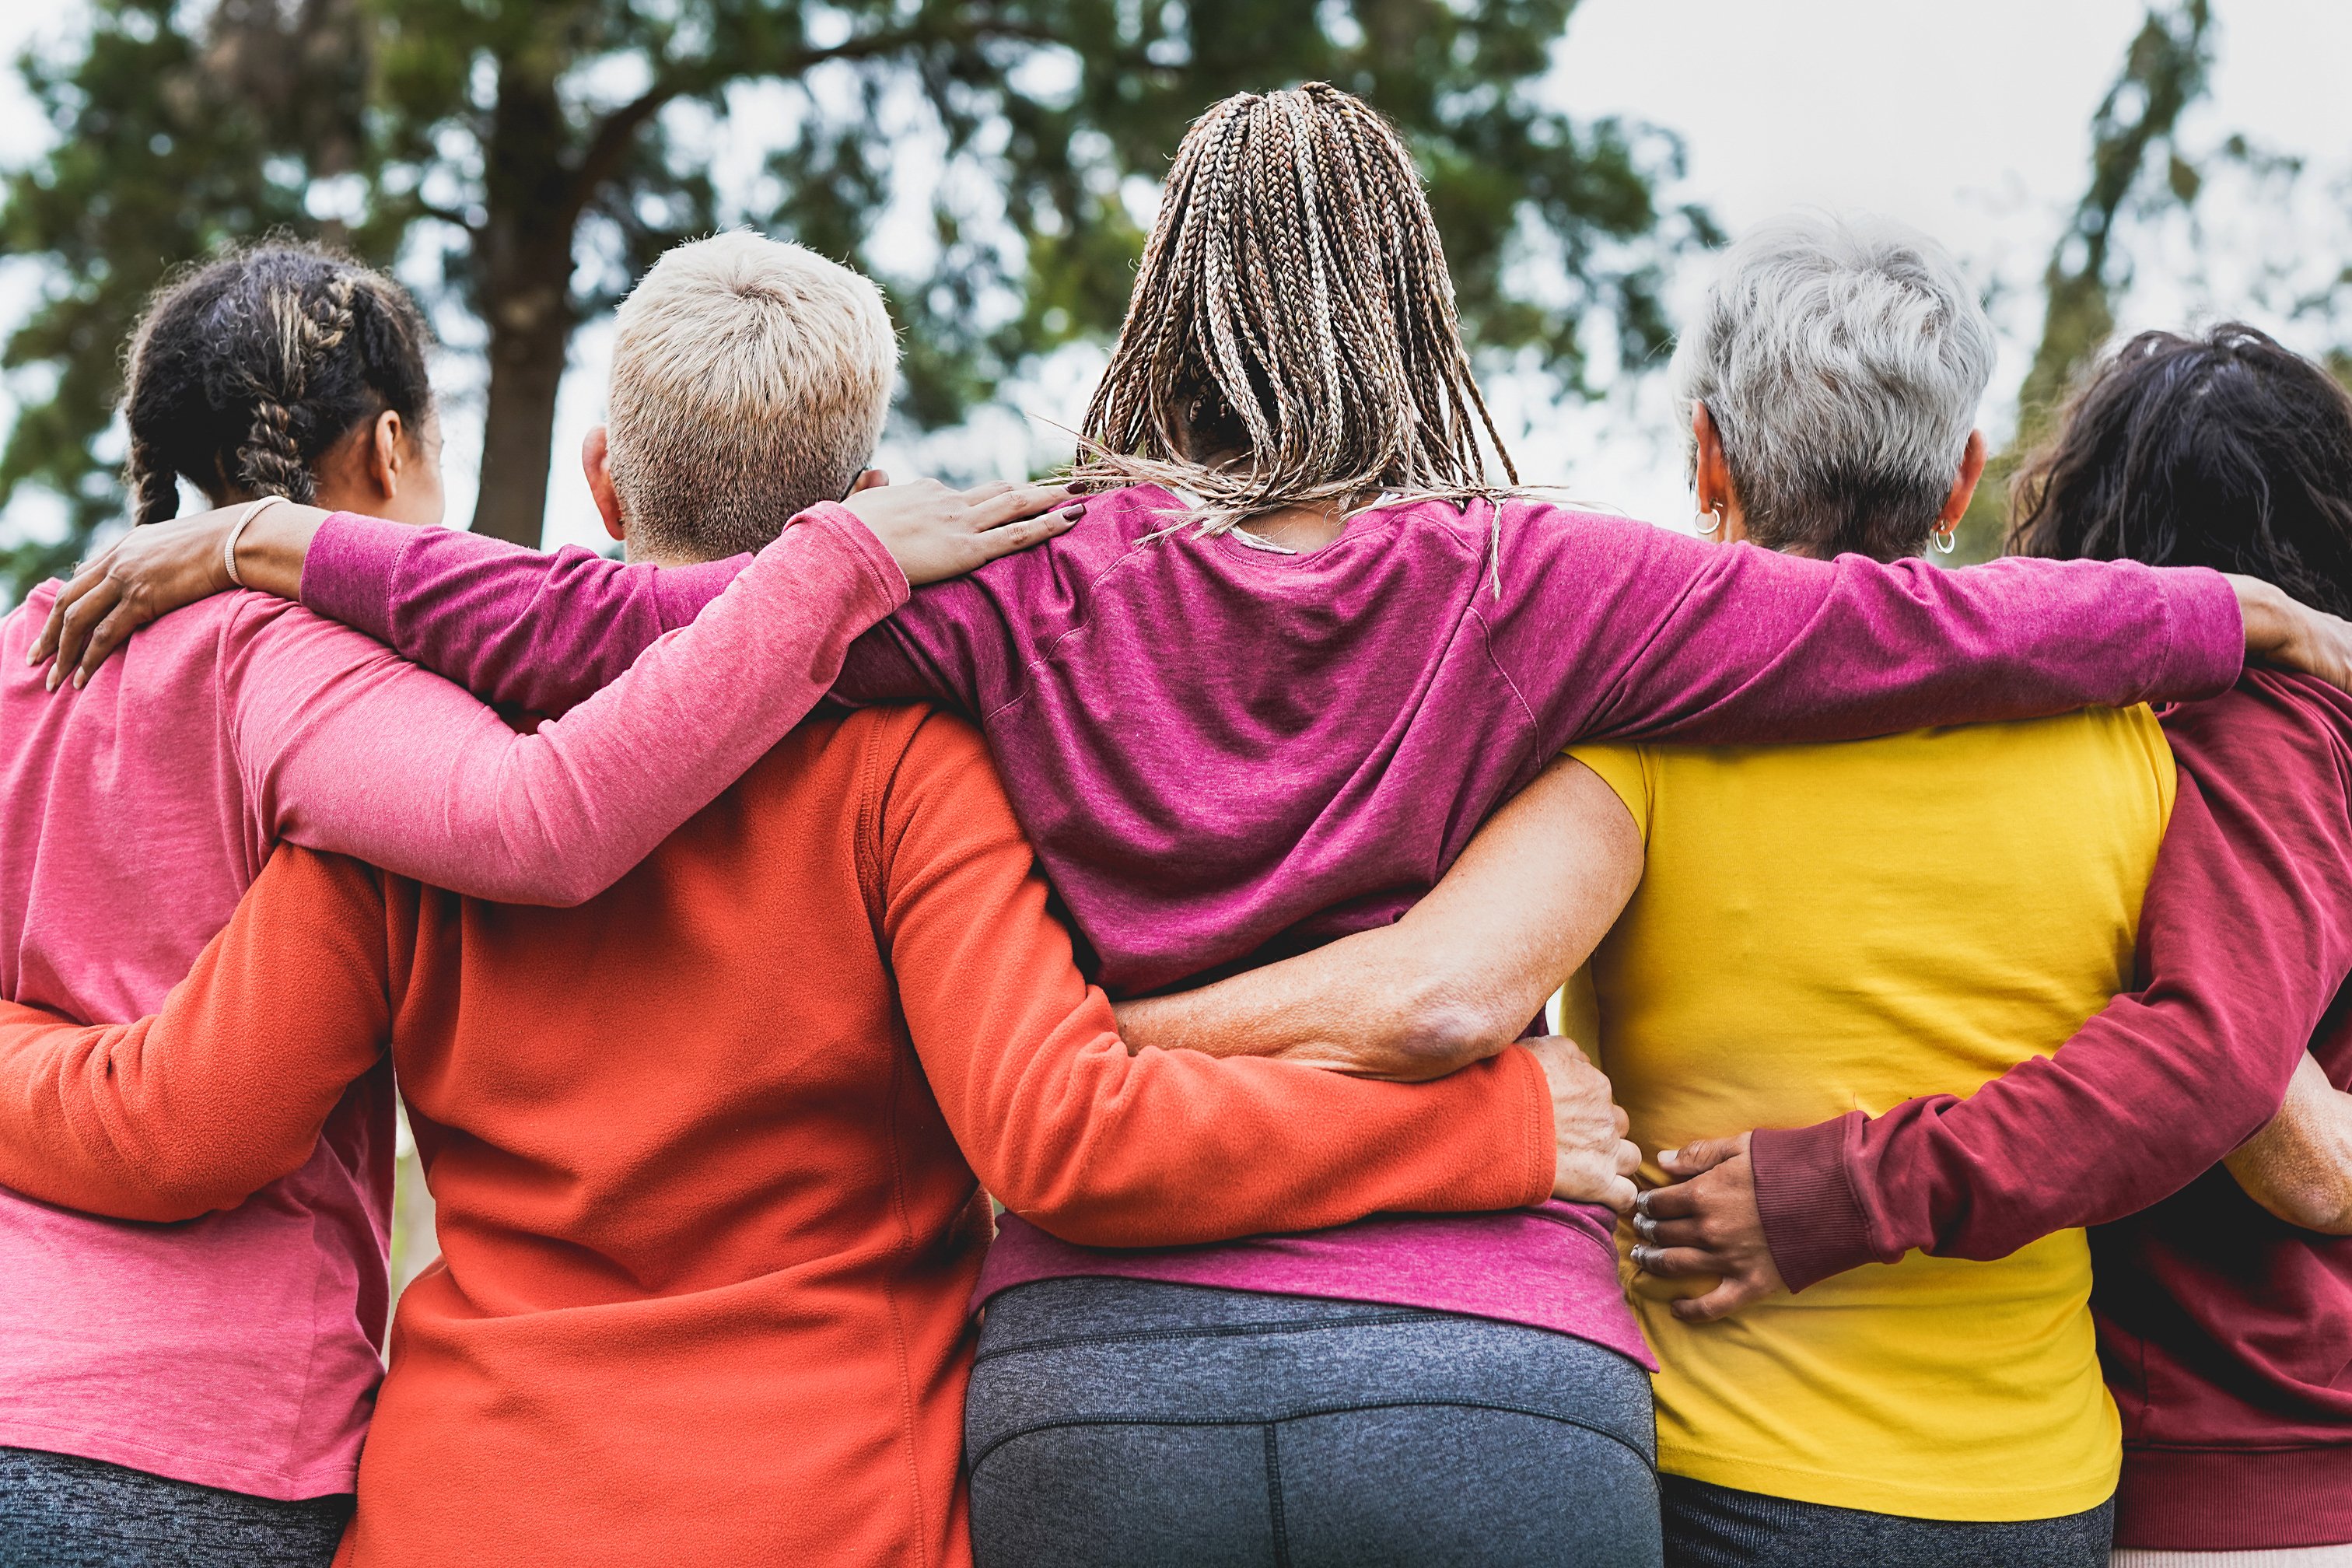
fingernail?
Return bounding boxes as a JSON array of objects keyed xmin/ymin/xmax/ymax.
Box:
[
  {"xmin": 1060, "ymin": 506, "xmax": 1084, "ymax": 520},
  {"xmin": 1657, "ymin": 1148, "xmax": 1680, "ymax": 1165},
  {"xmin": 1631, "ymin": 1246, "xmax": 1654, "ymax": 1269}
]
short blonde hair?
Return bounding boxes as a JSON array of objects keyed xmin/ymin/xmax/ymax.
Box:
[{"xmin": 607, "ymin": 231, "xmax": 897, "ymax": 560}]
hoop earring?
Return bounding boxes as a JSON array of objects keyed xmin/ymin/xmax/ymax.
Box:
[
  {"xmin": 1930, "ymin": 524, "xmax": 1958, "ymax": 555},
  {"xmin": 1694, "ymin": 506, "xmax": 1724, "ymax": 539}
]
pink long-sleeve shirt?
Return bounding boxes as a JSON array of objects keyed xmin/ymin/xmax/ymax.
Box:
[
  {"xmin": 0, "ymin": 505, "xmax": 905, "ymax": 1500},
  {"xmin": 299, "ymin": 486, "xmax": 2245, "ymax": 1359}
]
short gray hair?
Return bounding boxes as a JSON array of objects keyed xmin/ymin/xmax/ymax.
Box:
[
  {"xmin": 1670, "ymin": 211, "xmax": 1994, "ymax": 560},
  {"xmin": 607, "ymin": 231, "xmax": 898, "ymax": 562}
]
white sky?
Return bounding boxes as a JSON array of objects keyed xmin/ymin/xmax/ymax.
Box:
[{"xmin": 2, "ymin": 0, "xmax": 2350, "ymax": 551}]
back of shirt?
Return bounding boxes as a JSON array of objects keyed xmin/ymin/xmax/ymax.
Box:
[
  {"xmin": 1568, "ymin": 706, "xmax": 2175, "ymax": 1522},
  {"xmin": 0, "ymin": 586, "xmax": 390, "ymax": 1502}
]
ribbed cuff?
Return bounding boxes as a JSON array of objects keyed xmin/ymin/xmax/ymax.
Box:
[
  {"xmin": 792, "ymin": 500, "xmax": 911, "ymax": 614},
  {"xmin": 1750, "ymin": 1114, "xmax": 1877, "ymax": 1293},
  {"xmin": 2147, "ymin": 564, "xmax": 2249, "ymax": 704},
  {"xmin": 1509, "ymin": 1045, "xmax": 1557, "ymax": 1207},
  {"xmin": 2115, "ymin": 1442, "xmax": 2352, "ymax": 1551},
  {"xmin": 299, "ymin": 510, "xmax": 409, "ymax": 644}
]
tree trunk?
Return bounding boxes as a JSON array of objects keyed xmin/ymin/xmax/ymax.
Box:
[
  {"xmin": 471, "ymin": 288, "xmax": 572, "ymax": 545},
  {"xmin": 467, "ymin": 40, "xmax": 586, "ymax": 547}
]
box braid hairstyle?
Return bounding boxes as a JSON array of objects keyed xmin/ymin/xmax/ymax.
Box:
[
  {"xmin": 121, "ymin": 243, "xmax": 434, "ymax": 527},
  {"xmin": 1076, "ymin": 82, "xmax": 1517, "ymax": 537}
]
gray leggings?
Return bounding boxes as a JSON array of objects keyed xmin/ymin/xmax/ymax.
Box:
[
  {"xmin": 0, "ymin": 1445, "xmax": 351, "ymax": 1567},
  {"xmin": 965, "ymin": 1277, "xmax": 1662, "ymax": 1568},
  {"xmin": 1662, "ymin": 1475, "xmax": 2115, "ymax": 1568}
]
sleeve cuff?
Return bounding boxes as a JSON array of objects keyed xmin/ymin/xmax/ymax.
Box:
[
  {"xmin": 2146, "ymin": 564, "xmax": 2246, "ymax": 704},
  {"xmin": 299, "ymin": 512, "xmax": 411, "ymax": 644},
  {"xmin": 1750, "ymin": 1114, "xmax": 1878, "ymax": 1293},
  {"xmin": 1510, "ymin": 1045, "xmax": 1556, "ymax": 1206},
  {"xmin": 793, "ymin": 500, "xmax": 911, "ymax": 614}
]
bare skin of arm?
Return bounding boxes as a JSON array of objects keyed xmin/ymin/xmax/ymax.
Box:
[
  {"xmin": 2224, "ymin": 1052, "xmax": 2352, "ymax": 1234},
  {"xmin": 1115, "ymin": 754, "xmax": 1646, "ymax": 1083},
  {"xmin": 1115, "ymin": 754, "xmax": 1648, "ymax": 1213}
]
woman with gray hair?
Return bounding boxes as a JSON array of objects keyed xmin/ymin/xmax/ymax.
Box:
[{"xmin": 1136, "ymin": 210, "xmax": 2141, "ymax": 1566}]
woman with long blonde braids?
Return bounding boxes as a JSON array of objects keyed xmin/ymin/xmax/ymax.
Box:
[{"xmin": 65, "ymin": 86, "xmax": 2349, "ymax": 1567}]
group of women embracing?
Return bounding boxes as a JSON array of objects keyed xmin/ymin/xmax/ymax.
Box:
[{"xmin": 2, "ymin": 79, "xmax": 2350, "ymax": 1568}]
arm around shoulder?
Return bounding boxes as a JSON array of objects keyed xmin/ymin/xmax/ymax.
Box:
[{"xmin": 874, "ymin": 710, "xmax": 1557, "ymax": 1248}]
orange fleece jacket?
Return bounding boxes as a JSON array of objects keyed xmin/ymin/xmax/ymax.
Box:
[{"xmin": 0, "ymin": 705, "xmax": 1551, "ymax": 1568}]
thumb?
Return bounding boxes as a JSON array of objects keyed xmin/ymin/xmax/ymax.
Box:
[{"xmin": 1657, "ymin": 1135, "xmax": 1745, "ymax": 1178}]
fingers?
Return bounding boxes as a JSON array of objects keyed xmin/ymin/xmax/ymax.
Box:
[
  {"xmin": 45, "ymin": 576, "xmax": 124, "ymax": 691},
  {"xmin": 1636, "ymin": 1181, "xmax": 1699, "ymax": 1222},
  {"xmin": 31, "ymin": 560, "xmax": 112, "ymax": 670},
  {"xmin": 1612, "ymin": 1105, "xmax": 1630, "ymax": 1139},
  {"xmin": 1615, "ymin": 1136, "xmax": 1640, "ymax": 1178},
  {"xmin": 966, "ymin": 481, "xmax": 1083, "ymax": 531},
  {"xmin": 1657, "ymin": 1136, "xmax": 1744, "ymax": 1178},
  {"xmin": 1597, "ymin": 1174, "xmax": 1639, "ymax": 1217},
  {"xmin": 961, "ymin": 509, "xmax": 1083, "ymax": 568},
  {"xmin": 72, "ymin": 598, "xmax": 148, "ymax": 689},
  {"xmin": 1627, "ymin": 1243, "xmax": 1719, "ymax": 1279},
  {"xmin": 1669, "ymin": 1276, "xmax": 1773, "ymax": 1325}
]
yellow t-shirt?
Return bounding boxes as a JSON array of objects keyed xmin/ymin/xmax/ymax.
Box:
[{"xmin": 1566, "ymin": 706, "xmax": 2175, "ymax": 1521}]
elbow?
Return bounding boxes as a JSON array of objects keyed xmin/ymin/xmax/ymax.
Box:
[
  {"xmin": 2252, "ymin": 1175, "xmax": 2352, "ymax": 1237},
  {"xmin": 470, "ymin": 849, "xmax": 623, "ymax": 909},
  {"xmin": 1372, "ymin": 972, "xmax": 1525, "ymax": 1081}
]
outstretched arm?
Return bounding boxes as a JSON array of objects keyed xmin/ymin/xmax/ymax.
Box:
[
  {"xmin": 0, "ymin": 845, "xmax": 394, "ymax": 1222},
  {"xmin": 226, "ymin": 505, "xmax": 909, "ymax": 905},
  {"xmin": 1493, "ymin": 507, "xmax": 2352, "ymax": 751},
  {"xmin": 1634, "ymin": 674, "xmax": 2352, "ymax": 1319},
  {"xmin": 1113, "ymin": 754, "xmax": 1643, "ymax": 1081},
  {"xmin": 33, "ymin": 478, "xmax": 1084, "ymax": 711},
  {"xmin": 873, "ymin": 710, "xmax": 1623, "ymax": 1248}
]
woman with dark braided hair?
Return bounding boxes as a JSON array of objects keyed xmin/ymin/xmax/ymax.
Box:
[
  {"xmin": 0, "ymin": 241, "xmax": 1074, "ymax": 1565},
  {"xmin": 44, "ymin": 93, "xmax": 2352, "ymax": 1566}
]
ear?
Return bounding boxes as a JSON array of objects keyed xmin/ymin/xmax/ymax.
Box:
[
  {"xmin": 365, "ymin": 410, "xmax": 405, "ymax": 502},
  {"xmin": 1692, "ymin": 402, "xmax": 1740, "ymax": 533},
  {"xmin": 583, "ymin": 426, "xmax": 625, "ymax": 542},
  {"xmin": 1941, "ymin": 429, "xmax": 1990, "ymax": 526},
  {"xmin": 849, "ymin": 467, "xmax": 888, "ymax": 495}
]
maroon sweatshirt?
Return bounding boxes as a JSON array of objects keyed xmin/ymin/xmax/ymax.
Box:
[{"xmin": 1752, "ymin": 670, "xmax": 2352, "ymax": 1551}]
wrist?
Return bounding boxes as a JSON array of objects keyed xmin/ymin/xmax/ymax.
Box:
[
  {"xmin": 2229, "ymin": 574, "xmax": 2293, "ymax": 660},
  {"xmin": 233, "ymin": 504, "xmax": 331, "ymax": 601}
]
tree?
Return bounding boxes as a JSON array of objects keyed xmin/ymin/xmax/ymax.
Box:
[
  {"xmin": 0, "ymin": 0, "xmax": 1712, "ymax": 589},
  {"xmin": 1955, "ymin": 0, "xmax": 2213, "ymax": 559}
]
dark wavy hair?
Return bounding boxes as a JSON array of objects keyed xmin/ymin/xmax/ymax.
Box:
[
  {"xmin": 121, "ymin": 241, "xmax": 435, "ymax": 525},
  {"xmin": 2008, "ymin": 323, "xmax": 2352, "ymax": 618}
]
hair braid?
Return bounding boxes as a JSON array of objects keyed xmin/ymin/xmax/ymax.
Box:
[
  {"xmin": 1076, "ymin": 82, "xmax": 1519, "ymax": 534},
  {"xmin": 115, "ymin": 241, "xmax": 434, "ymax": 530}
]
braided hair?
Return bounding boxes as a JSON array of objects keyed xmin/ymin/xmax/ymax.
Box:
[
  {"xmin": 120, "ymin": 243, "xmax": 434, "ymax": 525},
  {"xmin": 1077, "ymin": 83, "xmax": 1517, "ymax": 534}
]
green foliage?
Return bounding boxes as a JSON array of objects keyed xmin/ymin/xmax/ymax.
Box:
[
  {"xmin": 1, "ymin": 0, "xmax": 1706, "ymax": 576},
  {"xmin": 1956, "ymin": 0, "xmax": 2213, "ymax": 561}
]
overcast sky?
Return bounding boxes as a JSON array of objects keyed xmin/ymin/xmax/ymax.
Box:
[{"xmin": 2, "ymin": 0, "xmax": 2349, "ymax": 551}]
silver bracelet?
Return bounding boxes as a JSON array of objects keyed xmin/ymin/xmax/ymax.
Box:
[{"xmin": 223, "ymin": 495, "xmax": 288, "ymax": 589}]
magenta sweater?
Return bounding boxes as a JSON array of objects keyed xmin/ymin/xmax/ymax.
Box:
[
  {"xmin": 1750, "ymin": 670, "xmax": 2352, "ymax": 1551},
  {"xmin": 301, "ymin": 486, "xmax": 2243, "ymax": 1356}
]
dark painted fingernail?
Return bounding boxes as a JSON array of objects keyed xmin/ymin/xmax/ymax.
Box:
[{"xmin": 1060, "ymin": 506, "xmax": 1083, "ymax": 520}]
